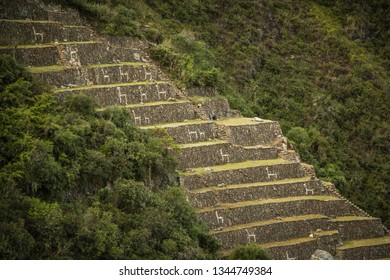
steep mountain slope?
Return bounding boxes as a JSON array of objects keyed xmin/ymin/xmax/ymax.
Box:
[
  {"xmin": 47, "ymin": 0, "xmax": 389, "ymax": 229},
  {"xmin": 1, "ymin": 0, "xmax": 389, "ymax": 259}
]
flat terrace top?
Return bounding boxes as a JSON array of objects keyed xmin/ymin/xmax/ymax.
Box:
[
  {"xmin": 28, "ymin": 62, "xmax": 151, "ymax": 73},
  {"xmin": 180, "ymin": 158, "xmax": 291, "ymax": 175},
  {"xmin": 54, "ymin": 81, "xmax": 167, "ymax": 93},
  {"xmin": 140, "ymin": 119, "xmax": 214, "ymax": 129},
  {"xmin": 216, "ymin": 117, "xmax": 275, "ymax": 126}
]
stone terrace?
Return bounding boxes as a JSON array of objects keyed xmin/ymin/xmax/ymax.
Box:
[{"xmin": 1, "ymin": 0, "xmax": 389, "ymax": 260}]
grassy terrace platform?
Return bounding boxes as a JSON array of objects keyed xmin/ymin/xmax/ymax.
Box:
[
  {"xmin": 216, "ymin": 117, "xmax": 275, "ymax": 126},
  {"xmin": 331, "ymin": 216, "xmax": 381, "ymax": 222},
  {"xmin": 54, "ymin": 80, "xmax": 167, "ymax": 93},
  {"xmin": 96, "ymin": 99, "xmax": 190, "ymax": 111},
  {"xmin": 179, "ymin": 139, "xmax": 228, "ymax": 148},
  {"xmin": 210, "ymin": 214, "xmax": 329, "ymax": 234},
  {"xmin": 337, "ymin": 236, "xmax": 390, "ymax": 250},
  {"xmin": 196, "ymin": 195, "xmax": 341, "ymax": 213},
  {"xmin": 0, "ymin": 41, "xmax": 98, "ymax": 49},
  {"xmin": 28, "ymin": 62, "xmax": 150, "ymax": 73},
  {"xmin": 180, "ymin": 158, "xmax": 290, "ymax": 175},
  {"xmin": 190, "ymin": 176, "xmax": 313, "ymax": 194},
  {"xmin": 140, "ymin": 119, "xmax": 214, "ymax": 129}
]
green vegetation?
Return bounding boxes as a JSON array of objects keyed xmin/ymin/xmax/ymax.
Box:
[
  {"xmin": 0, "ymin": 54, "xmax": 219, "ymax": 259},
  {"xmin": 52, "ymin": 0, "xmax": 389, "ymax": 228},
  {"xmin": 228, "ymin": 243, "xmax": 272, "ymax": 260}
]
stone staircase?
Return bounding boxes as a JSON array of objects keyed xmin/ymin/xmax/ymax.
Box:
[{"xmin": 1, "ymin": 0, "xmax": 389, "ymax": 260}]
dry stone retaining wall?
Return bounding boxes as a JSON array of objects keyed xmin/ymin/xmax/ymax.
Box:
[
  {"xmin": 0, "ymin": 40, "xmax": 150, "ymax": 68},
  {"xmin": 198, "ymin": 199, "xmax": 355, "ymax": 230},
  {"xmin": 129, "ymin": 101, "xmax": 196, "ymax": 126},
  {"xmin": 225, "ymin": 122, "xmax": 282, "ymax": 146},
  {"xmin": 181, "ymin": 162, "xmax": 305, "ymax": 190},
  {"xmin": 188, "ymin": 180, "xmax": 325, "ymax": 208},
  {"xmin": 57, "ymin": 82, "xmax": 174, "ymax": 107},
  {"xmin": 33, "ymin": 64, "xmax": 160, "ymax": 88},
  {"xmin": 196, "ymin": 98, "xmax": 233, "ymax": 120},
  {"xmin": 163, "ymin": 122, "xmax": 217, "ymax": 144},
  {"xmin": 332, "ymin": 219, "xmax": 385, "ymax": 241},
  {"xmin": 0, "ymin": 45, "xmax": 59, "ymax": 67},
  {"xmin": 177, "ymin": 144, "xmax": 278, "ymax": 170},
  {"xmin": 214, "ymin": 217, "xmax": 332, "ymax": 250}
]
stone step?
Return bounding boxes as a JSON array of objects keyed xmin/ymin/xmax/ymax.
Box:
[
  {"xmin": 263, "ymin": 230, "xmax": 340, "ymax": 260},
  {"xmin": 30, "ymin": 62, "xmax": 161, "ymax": 89},
  {"xmin": 336, "ymin": 236, "xmax": 390, "ymax": 260},
  {"xmin": 141, "ymin": 120, "xmax": 218, "ymax": 144},
  {"xmin": 216, "ymin": 118, "xmax": 283, "ymax": 146},
  {"xmin": 0, "ymin": 39, "xmax": 150, "ymax": 67},
  {"xmin": 0, "ymin": 19, "xmax": 94, "ymax": 45},
  {"xmin": 177, "ymin": 141, "xmax": 278, "ymax": 170},
  {"xmin": 55, "ymin": 82, "xmax": 175, "ymax": 108},
  {"xmin": 211, "ymin": 214, "xmax": 332, "ymax": 250},
  {"xmin": 331, "ymin": 216, "xmax": 386, "ymax": 241},
  {"xmin": 188, "ymin": 178, "xmax": 329, "ymax": 208},
  {"xmin": 179, "ymin": 159, "xmax": 304, "ymax": 190},
  {"xmin": 196, "ymin": 196, "xmax": 357, "ymax": 230}
]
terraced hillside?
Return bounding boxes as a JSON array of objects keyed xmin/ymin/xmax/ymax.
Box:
[{"xmin": 1, "ymin": 0, "xmax": 389, "ymax": 259}]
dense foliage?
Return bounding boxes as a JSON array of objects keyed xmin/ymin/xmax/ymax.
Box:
[
  {"xmin": 0, "ymin": 55, "xmax": 219, "ymax": 259},
  {"xmin": 228, "ymin": 244, "xmax": 272, "ymax": 260},
  {"xmin": 55, "ymin": 0, "xmax": 390, "ymax": 228}
]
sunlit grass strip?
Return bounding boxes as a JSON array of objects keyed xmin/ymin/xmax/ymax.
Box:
[
  {"xmin": 331, "ymin": 216, "xmax": 379, "ymax": 222},
  {"xmin": 216, "ymin": 117, "xmax": 275, "ymax": 126},
  {"xmin": 83, "ymin": 61, "xmax": 150, "ymax": 68},
  {"xmin": 179, "ymin": 139, "xmax": 227, "ymax": 148},
  {"xmin": 96, "ymin": 100, "xmax": 190, "ymax": 112},
  {"xmin": 54, "ymin": 80, "xmax": 167, "ymax": 93},
  {"xmin": 27, "ymin": 65, "xmax": 66, "ymax": 73},
  {"xmin": 140, "ymin": 119, "xmax": 214, "ymax": 129},
  {"xmin": 28, "ymin": 61, "xmax": 151, "ymax": 73}
]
